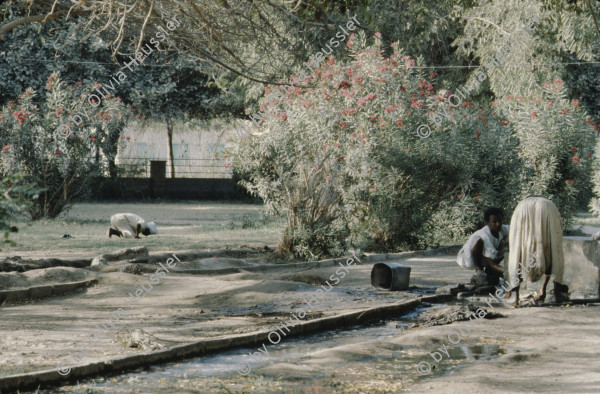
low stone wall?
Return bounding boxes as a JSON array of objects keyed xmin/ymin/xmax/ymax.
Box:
[
  {"xmin": 0, "ymin": 296, "xmax": 450, "ymax": 392},
  {"xmin": 562, "ymin": 237, "xmax": 600, "ymax": 296},
  {"xmin": 0, "ymin": 280, "xmax": 97, "ymax": 304}
]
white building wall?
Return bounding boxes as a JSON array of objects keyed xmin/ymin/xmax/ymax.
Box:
[{"xmin": 116, "ymin": 118, "xmax": 241, "ymax": 178}]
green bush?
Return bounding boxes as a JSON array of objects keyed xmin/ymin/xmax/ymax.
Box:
[
  {"xmin": 227, "ymin": 33, "xmax": 597, "ymax": 258},
  {"xmin": 0, "ymin": 72, "xmax": 131, "ymax": 219}
]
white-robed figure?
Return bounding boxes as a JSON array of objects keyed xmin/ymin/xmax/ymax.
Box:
[
  {"xmin": 107, "ymin": 213, "xmax": 159, "ymax": 239},
  {"xmin": 505, "ymin": 196, "xmax": 569, "ymax": 305}
]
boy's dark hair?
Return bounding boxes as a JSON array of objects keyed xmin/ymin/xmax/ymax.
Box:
[{"xmin": 484, "ymin": 207, "xmax": 503, "ymax": 222}]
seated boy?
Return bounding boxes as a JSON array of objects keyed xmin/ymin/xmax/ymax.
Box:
[{"xmin": 457, "ymin": 207, "xmax": 510, "ymax": 288}]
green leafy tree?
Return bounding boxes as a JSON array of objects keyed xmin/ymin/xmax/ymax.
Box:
[{"xmin": 0, "ymin": 175, "xmax": 39, "ymax": 250}]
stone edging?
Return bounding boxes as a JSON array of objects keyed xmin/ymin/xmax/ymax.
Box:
[
  {"xmin": 0, "ymin": 294, "xmax": 451, "ymax": 391},
  {"xmin": 171, "ymin": 245, "xmax": 463, "ymax": 275},
  {"xmin": 0, "ymin": 279, "xmax": 97, "ymax": 304},
  {"xmin": 0, "ymin": 245, "xmax": 462, "ymax": 274}
]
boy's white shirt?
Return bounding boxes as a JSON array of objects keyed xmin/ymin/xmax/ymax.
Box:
[{"xmin": 457, "ymin": 224, "xmax": 510, "ymax": 269}]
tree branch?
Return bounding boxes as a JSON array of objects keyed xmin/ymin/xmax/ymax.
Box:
[
  {"xmin": 466, "ymin": 17, "xmax": 511, "ymax": 36},
  {"xmin": 586, "ymin": 0, "xmax": 600, "ymax": 40}
]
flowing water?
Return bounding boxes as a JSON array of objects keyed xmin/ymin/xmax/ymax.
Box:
[{"xmin": 41, "ymin": 303, "xmax": 508, "ymax": 393}]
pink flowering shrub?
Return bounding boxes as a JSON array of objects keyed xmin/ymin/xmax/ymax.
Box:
[
  {"xmin": 494, "ymin": 80, "xmax": 597, "ymax": 227},
  {"xmin": 227, "ymin": 33, "xmax": 595, "ymax": 257},
  {"xmin": 0, "ymin": 72, "xmax": 131, "ymax": 219}
]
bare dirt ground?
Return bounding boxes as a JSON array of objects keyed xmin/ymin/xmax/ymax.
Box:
[
  {"xmin": 2, "ymin": 204, "xmax": 600, "ymax": 393},
  {"xmin": 2, "ymin": 252, "xmax": 599, "ymax": 393},
  {"xmin": 1, "ymin": 254, "xmax": 454, "ymax": 378}
]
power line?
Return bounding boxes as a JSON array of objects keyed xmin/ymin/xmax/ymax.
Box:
[
  {"xmin": 415, "ymin": 62, "xmax": 600, "ymax": 69},
  {"xmin": 2, "ymin": 57, "xmax": 600, "ymax": 68},
  {"xmin": 0, "ymin": 58, "xmax": 186, "ymax": 68}
]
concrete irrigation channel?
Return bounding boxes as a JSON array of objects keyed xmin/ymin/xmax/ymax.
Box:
[{"xmin": 1, "ymin": 240, "xmax": 600, "ymax": 392}]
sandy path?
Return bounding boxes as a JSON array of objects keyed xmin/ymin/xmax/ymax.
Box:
[{"xmin": 0, "ymin": 254, "xmax": 468, "ymax": 379}]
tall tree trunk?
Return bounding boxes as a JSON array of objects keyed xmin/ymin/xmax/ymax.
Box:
[{"xmin": 166, "ymin": 117, "xmax": 175, "ymax": 178}]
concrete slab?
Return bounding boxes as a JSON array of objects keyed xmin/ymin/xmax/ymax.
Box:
[{"xmin": 562, "ymin": 237, "xmax": 600, "ymax": 296}]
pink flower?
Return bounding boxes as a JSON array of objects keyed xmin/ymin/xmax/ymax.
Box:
[
  {"xmin": 374, "ymin": 32, "xmax": 382, "ymax": 38},
  {"xmin": 341, "ymin": 108, "xmax": 358, "ymax": 116},
  {"xmin": 573, "ymin": 156, "xmax": 580, "ymax": 163},
  {"xmin": 357, "ymin": 98, "xmax": 366, "ymax": 106},
  {"xmin": 571, "ymin": 146, "xmax": 577, "ymax": 153},
  {"xmin": 280, "ymin": 113, "xmax": 287, "ymax": 121},
  {"xmin": 346, "ymin": 34, "xmax": 355, "ymax": 48},
  {"xmin": 55, "ymin": 150, "xmax": 62, "ymax": 156},
  {"xmin": 369, "ymin": 187, "xmax": 376, "ymax": 193},
  {"xmin": 384, "ymin": 105, "xmax": 395, "ymax": 113},
  {"xmin": 339, "ymin": 80, "xmax": 352, "ymax": 89},
  {"xmin": 2, "ymin": 144, "xmax": 9, "ymax": 152}
]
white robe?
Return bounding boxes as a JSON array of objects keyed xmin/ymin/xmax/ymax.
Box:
[
  {"xmin": 507, "ymin": 197, "xmax": 564, "ymax": 289},
  {"xmin": 110, "ymin": 213, "xmax": 147, "ymax": 238}
]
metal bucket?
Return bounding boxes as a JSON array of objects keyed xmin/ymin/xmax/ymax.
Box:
[{"xmin": 371, "ymin": 262, "xmax": 411, "ymax": 290}]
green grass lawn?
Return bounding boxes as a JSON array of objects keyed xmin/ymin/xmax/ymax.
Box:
[
  {"xmin": 2, "ymin": 201, "xmax": 285, "ymax": 257},
  {"xmin": 572, "ymin": 211, "xmax": 600, "ymax": 228}
]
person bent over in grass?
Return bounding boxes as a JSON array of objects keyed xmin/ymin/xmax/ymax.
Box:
[
  {"xmin": 457, "ymin": 207, "xmax": 509, "ymax": 291},
  {"xmin": 107, "ymin": 213, "xmax": 159, "ymax": 239},
  {"xmin": 504, "ymin": 196, "xmax": 569, "ymax": 306}
]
